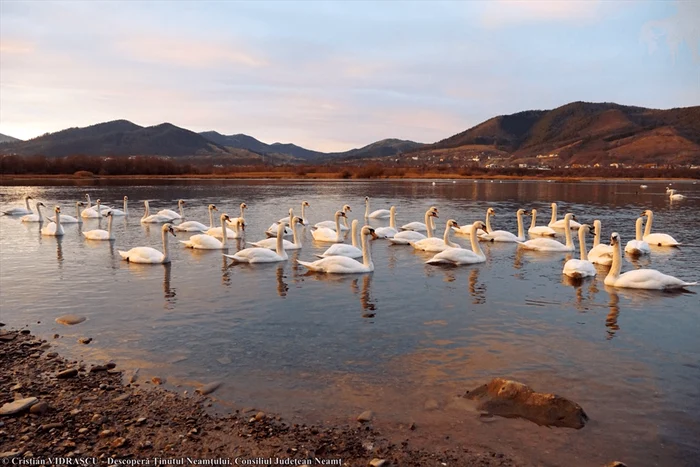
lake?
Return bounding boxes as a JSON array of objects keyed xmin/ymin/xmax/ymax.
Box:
[{"xmin": 1, "ymin": 178, "xmax": 699, "ymax": 466}]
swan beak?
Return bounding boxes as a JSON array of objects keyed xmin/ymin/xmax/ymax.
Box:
[
  {"xmin": 299, "ymin": 220, "xmax": 306, "ymax": 226},
  {"xmin": 591, "ymin": 229, "xmax": 596, "ymax": 235}
]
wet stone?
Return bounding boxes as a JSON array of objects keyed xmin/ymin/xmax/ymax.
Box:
[
  {"xmin": 78, "ymin": 338, "xmax": 92, "ymax": 345},
  {"xmin": 57, "ymin": 368, "xmax": 78, "ymax": 379},
  {"xmin": 196, "ymin": 382, "xmax": 222, "ymax": 396},
  {"xmin": 55, "ymin": 315, "xmax": 86, "ymax": 326},
  {"xmin": 29, "ymin": 401, "xmax": 49, "ymax": 415},
  {"xmin": 357, "ymin": 410, "xmax": 374, "ymax": 423}
]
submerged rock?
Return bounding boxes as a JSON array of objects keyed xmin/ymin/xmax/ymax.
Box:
[
  {"xmin": 55, "ymin": 315, "xmax": 86, "ymax": 325},
  {"xmin": 464, "ymin": 378, "xmax": 588, "ymax": 429},
  {"xmin": 196, "ymin": 382, "xmax": 222, "ymax": 396}
]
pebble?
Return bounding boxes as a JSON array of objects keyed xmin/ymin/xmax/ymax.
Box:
[
  {"xmin": 255, "ymin": 412, "xmax": 266, "ymax": 421},
  {"xmin": 55, "ymin": 315, "xmax": 86, "ymax": 325},
  {"xmin": 57, "ymin": 368, "xmax": 78, "ymax": 379},
  {"xmin": 111, "ymin": 437, "xmax": 128, "ymax": 448},
  {"xmin": 113, "ymin": 394, "xmax": 130, "ymax": 403},
  {"xmin": 0, "ymin": 451, "xmax": 21, "ymax": 459},
  {"xmin": 70, "ymin": 409, "xmax": 82, "ymax": 416},
  {"xmin": 20, "ymin": 329, "xmax": 30, "ymax": 335},
  {"xmin": 29, "ymin": 401, "xmax": 49, "ymax": 415},
  {"xmin": 90, "ymin": 365, "xmax": 107, "ymax": 372},
  {"xmin": 136, "ymin": 417, "xmax": 147, "ymax": 425},
  {"xmin": 369, "ymin": 459, "xmax": 388, "ymax": 467},
  {"xmin": 99, "ymin": 429, "xmax": 112, "ymax": 437},
  {"xmin": 78, "ymin": 337, "xmax": 92, "ymax": 345},
  {"xmin": 357, "ymin": 410, "xmax": 374, "ymax": 423},
  {"xmin": 78, "ymin": 428, "xmax": 88, "ymax": 434},
  {"xmin": 46, "ymin": 352, "xmax": 58, "ymax": 359},
  {"xmin": 10, "ymin": 384, "xmax": 23, "ymax": 391},
  {"xmin": 91, "ymin": 414, "xmax": 104, "ymax": 424},
  {"xmin": 40, "ymin": 422, "xmax": 63, "ymax": 431},
  {"xmin": 0, "ymin": 332, "xmax": 17, "ymax": 342},
  {"xmin": 151, "ymin": 377, "xmax": 165, "ymax": 385},
  {"xmin": 106, "ymin": 362, "xmax": 117, "ymax": 369},
  {"xmin": 216, "ymin": 357, "xmax": 232, "ymax": 365},
  {"xmin": 53, "ymin": 334, "xmax": 60, "ymax": 339},
  {"xmin": 196, "ymin": 381, "xmax": 222, "ymax": 395},
  {"xmin": 0, "ymin": 397, "xmax": 38, "ymax": 416}
]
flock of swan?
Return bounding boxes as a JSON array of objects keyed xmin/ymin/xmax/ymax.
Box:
[{"xmin": 2, "ymin": 192, "xmax": 697, "ymax": 291}]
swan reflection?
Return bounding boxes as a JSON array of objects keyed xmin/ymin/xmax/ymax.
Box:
[
  {"xmin": 605, "ymin": 287, "xmax": 620, "ymax": 340},
  {"xmin": 276, "ymin": 264, "xmax": 289, "ymax": 298},
  {"xmin": 163, "ymin": 263, "xmax": 176, "ymax": 309},
  {"xmin": 469, "ymin": 268, "xmax": 486, "ymax": 304}
]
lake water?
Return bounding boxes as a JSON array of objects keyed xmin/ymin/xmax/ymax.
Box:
[{"xmin": 1, "ymin": 179, "xmax": 699, "ymax": 466}]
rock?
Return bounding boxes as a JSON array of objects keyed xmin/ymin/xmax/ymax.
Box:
[
  {"xmin": 57, "ymin": 368, "xmax": 78, "ymax": 379},
  {"xmin": 78, "ymin": 428, "xmax": 88, "ymax": 434},
  {"xmin": 70, "ymin": 409, "xmax": 82, "ymax": 416},
  {"xmin": 111, "ymin": 437, "xmax": 128, "ymax": 448},
  {"xmin": 0, "ymin": 331, "xmax": 17, "ymax": 342},
  {"xmin": 113, "ymin": 394, "xmax": 130, "ymax": 403},
  {"xmin": 90, "ymin": 365, "xmax": 108, "ymax": 373},
  {"xmin": 0, "ymin": 322, "xmax": 4, "ymax": 327},
  {"xmin": 78, "ymin": 337, "xmax": 92, "ymax": 345},
  {"xmin": 20, "ymin": 329, "xmax": 30, "ymax": 335},
  {"xmin": 10, "ymin": 384, "xmax": 23, "ymax": 391},
  {"xmin": 357, "ymin": 410, "xmax": 374, "ymax": 423},
  {"xmin": 424, "ymin": 399, "xmax": 439, "ymax": 410},
  {"xmin": 0, "ymin": 450, "xmax": 21, "ymax": 459},
  {"xmin": 46, "ymin": 352, "xmax": 58, "ymax": 359},
  {"xmin": 53, "ymin": 334, "xmax": 59, "ymax": 339},
  {"xmin": 128, "ymin": 369, "xmax": 140, "ymax": 384},
  {"xmin": 91, "ymin": 414, "xmax": 104, "ymax": 424},
  {"xmin": 0, "ymin": 397, "xmax": 38, "ymax": 415},
  {"xmin": 29, "ymin": 401, "xmax": 49, "ymax": 415},
  {"xmin": 136, "ymin": 417, "xmax": 147, "ymax": 425},
  {"xmin": 99, "ymin": 429, "xmax": 112, "ymax": 437},
  {"xmin": 464, "ymin": 378, "xmax": 589, "ymax": 429},
  {"xmin": 604, "ymin": 463, "xmax": 627, "ymax": 467},
  {"xmin": 254, "ymin": 412, "xmax": 265, "ymax": 421},
  {"xmin": 196, "ymin": 381, "xmax": 222, "ymax": 395},
  {"xmin": 151, "ymin": 377, "xmax": 165, "ymax": 385},
  {"xmin": 55, "ymin": 315, "xmax": 86, "ymax": 325},
  {"xmin": 369, "ymin": 459, "xmax": 389, "ymax": 467},
  {"xmin": 106, "ymin": 362, "xmax": 116, "ymax": 369},
  {"xmin": 40, "ymin": 422, "xmax": 63, "ymax": 431},
  {"xmin": 216, "ymin": 357, "xmax": 232, "ymax": 365},
  {"xmin": 409, "ymin": 421, "xmax": 416, "ymax": 430}
]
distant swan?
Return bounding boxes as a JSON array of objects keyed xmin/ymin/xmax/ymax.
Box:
[
  {"xmin": 527, "ymin": 209, "xmax": 556, "ymax": 237},
  {"xmin": 587, "ymin": 219, "xmax": 613, "ymax": 266},
  {"xmin": 426, "ymin": 221, "xmax": 487, "ymax": 265},
  {"xmin": 410, "ymin": 219, "xmax": 461, "ymax": 252},
  {"xmin": 365, "ymin": 196, "xmax": 391, "ymax": 219},
  {"xmin": 624, "ymin": 217, "xmax": 651, "ymax": 256},
  {"xmin": 667, "ymin": 189, "xmax": 686, "ymax": 201},
  {"xmin": 401, "ymin": 206, "xmax": 438, "ymax": 232},
  {"xmin": 158, "ymin": 200, "xmax": 185, "ymax": 220},
  {"xmin": 119, "ymin": 223, "xmax": 176, "ymax": 264},
  {"xmin": 180, "ymin": 214, "xmax": 231, "ymax": 249},
  {"xmin": 297, "ymin": 226, "xmax": 378, "ymax": 274},
  {"xmin": 84, "ymin": 194, "xmax": 111, "ymax": 212},
  {"xmin": 518, "ymin": 213, "xmax": 576, "ymax": 251},
  {"xmin": 563, "ymin": 224, "xmax": 597, "ymax": 279},
  {"xmin": 604, "ymin": 233, "xmax": 697, "ymax": 290},
  {"xmin": 20, "ymin": 202, "xmax": 45, "ymax": 223},
  {"xmin": 453, "ymin": 208, "xmax": 492, "ymax": 237},
  {"xmin": 81, "ymin": 199, "xmax": 104, "ymax": 219},
  {"xmin": 390, "ymin": 208, "xmax": 438, "ymax": 244},
  {"xmin": 480, "ymin": 209, "xmax": 526, "ymax": 242},
  {"xmin": 311, "ymin": 211, "xmax": 347, "ymax": 243},
  {"xmin": 175, "ymin": 204, "xmax": 218, "ymax": 232},
  {"xmin": 641, "ymin": 210, "xmax": 681, "ymax": 246},
  {"xmin": 315, "ymin": 204, "xmax": 351, "ymax": 231},
  {"xmin": 3, "ymin": 195, "xmax": 33, "ymax": 215},
  {"xmin": 141, "ymin": 201, "xmax": 173, "ymax": 224},
  {"xmin": 549, "ymin": 203, "xmax": 581, "ymax": 230},
  {"xmin": 374, "ymin": 206, "xmax": 398, "ymax": 238},
  {"xmin": 83, "ymin": 211, "xmax": 116, "ymax": 241},
  {"xmin": 49, "ymin": 202, "xmax": 85, "ymax": 224},
  {"xmin": 249, "ymin": 216, "xmax": 305, "ymax": 250},
  {"xmin": 108, "ymin": 196, "xmax": 128, "ymax": 216},
  {"xmin": 41, "ymin": 206, "xmax": 64, "ymax": 237},
  {"xmin": 267, "ymin": 208, "xmax": 294, "ymax": 237},
  {"xmin": 207, "ymin": 216, "xmax": 245, "ymax": 239},
  {"xmin": 224, "ymin": 221, "xmax": 289, "ymax": 263},
  {"xmin": 227, "ymin": 202, "xmax": 248, "ymax": 228},
  {"xmin": 317, "ymin": 219, "xmax": 362, "ymax": 258},
  {"xmin": 277, "ymin": 201, "xmax": 309, "ymax": 225}
]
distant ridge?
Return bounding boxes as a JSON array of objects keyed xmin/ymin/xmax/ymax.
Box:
[{"xmin": 0, "ymin": 133, "xmax": 22, "ymax": 144}]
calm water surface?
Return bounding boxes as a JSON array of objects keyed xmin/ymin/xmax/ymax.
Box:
[{"xmin": 1, "ymin": 179, "xmax": 699, "ymax": 466}]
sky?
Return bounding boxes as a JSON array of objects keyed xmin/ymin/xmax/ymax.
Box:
[{"xmin": 0, "ymin": 0, "xmax": 698, "ymax": 152}]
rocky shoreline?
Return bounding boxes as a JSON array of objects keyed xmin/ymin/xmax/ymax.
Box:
[{"xmin": 1, "ymin": 328, "xmax": 516, "ymax": 466}]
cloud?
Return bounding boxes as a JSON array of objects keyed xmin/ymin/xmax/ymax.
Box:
[
  {"xmin": 480, "ymin": 0, "xmax": 602, "ymax": 28},
  {"xmin": 640, "ymin": 1, "xmax": 700, "ymax": 63},
  {"xmin": 0, "ymin": 40, "xmax": 34, "ymax": 54}
]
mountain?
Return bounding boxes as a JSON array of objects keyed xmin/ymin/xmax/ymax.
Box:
[
  {"xmin": 0, "ymin": 133, "xmax": 22, "ymax": 144},
  {"xmin": 410, "ymin": 102, "xmax": 700, "ymax": 165},
  {"xmin": 331, "ymin": 139, "xmax": 425, "ymax": 160},
  {"xmin": 199, "ymin": 131, "xmax": 326, "ymax": 161}
]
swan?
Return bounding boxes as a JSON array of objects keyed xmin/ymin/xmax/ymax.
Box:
[
  {"xmin": 314, "ymin": 204, "xmax": 352, "ymax": 231},
  {"xmin": 452, "ymin": 208, "xmax": 492, "ymax": 237},
  {"xmin": 667, "ymin": 189, "xmax": 686, "ymax": 201},
  {"xmin": 278, "ymin": 201, "xmax": 309, "ymax": 224},
  {"xmin": 180, "ymin": 214, "xmax": 231, "ymax": 249},
  {"xmin": 317, "ymin": 219, "xmax": 362, "ymax": 258},
  {"xmin": 297, "ymin": 226, "xmax": 378, "ymax": 273},
  {"xmin": 3, "ymin": 195, "xmax": 33, "ymax": 215},
  {"xmin": 227, "ymin": 202, "xmax": 248, "ymax": 227},
  {"xmin": 108, "ymin": 196, "xmax": 128, "ymax": 216},
  {"xmin": 224, "ymin": 221, "xmax": 289, "ymax": 263},
  {"xmin": 175, "ymin": 204, "xmax": 218, "ymax": 232},
  {"xmin": 365, "ymin": 196, "xmax": 391, "ymax": 219},
  {"xmin": 410, "ymin": 219, "xmax": 462, "ymax": 252},
  {"xmin": 49, "ymin": 202, "xmax": 85, "ymax": 224},
  {"xmin": 157, "ymin": 200, "xmax": 185, "ymax": 220},
  {"xmin": 374, "ymin": 206, "xmax": 398, "ymax": 238},
  {"xmin": 641, "ymin": 210, "xmax": 681, "ymax": 246},
  {"xmin": 426, "ymin": 221, "xmax": 487, "ymax": 265},
  {"xmin": 390, "ymin": 208, "xmax": 438, "ymax": 245},
  {"xmin": 400, "ymin": 206, "xmax": 438, "ymax": 231},
  {"xmin": 83, "ymin": 211, "xmax": 116, "ymax": 241},
  {"xmin": 518, "ymin": 213, "xmax": 576, "ymax": 252},
  {"xmin": 266, "ymin": 208, "xmax": 294, "ymax": 237},
  {"xmin": 587, "ymin": 219, "xmax": 613, "ymax": 266},
  {"xmin": 119, "ymin": 223, "xmax": 176, "ymax": 264},
  {"xmin": 640, "ymin": 185, "xmax": 648, "ymax": 189},
  {"xmin": 549, "ymin": 203, "xmax": 582, "ymax": 230},
  {"xmin": 563, "ymin": 224, "xmax": 597, "ymax": 279},
  {"xmin": 207, "ymin": 216, "xmax": 245, "ymax": 239},
  {"xmin": 41, "ymin": 206, "xmax": 64, "ymax": 236},
  {"xmin": 480, "ymin": 209, "xmax": 526, "ymax": 242},
  {"xmin": 604, "ymin": 233, "xmax": 697, "ymax": 290},
  {"xmin": 625, "ymin": 217, "xmax": 651, "ymax": 256},
  {"xmin": 311, "ymin": 211, "xmax": 346, "ymax": 243},
  {"xmin": 527, "ymin": 209, "xmax": 556, "ymax": 237},
  {"xmin": 84, "ymin": 194, "xmax": 111, "ymax": 211},
  {"xmin": 20, "ymin": 202, "xmax": 46, "ymax": 223},
  {"xmin": 81, "ymin": 199, "xmax": 104, "ymax": 219},
  {"xmin": 141, "ymin": 201, "xmax": 173, "ymax": 223},
  {"xmin": 248, "ymin": 216, "xmax": 305, "ymax": 250}
]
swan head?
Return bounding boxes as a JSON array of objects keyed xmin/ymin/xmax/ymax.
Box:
[
  {"xmin": 429, "ymin": 210, "xmax": 439, "ymax": 219},
  {"xmin": 303, "ymin": 201, "xmax": 310, "ymax": 207},
  {"xmin": 389, "ymin": 206, "xmax": 396, "ymax": 214},
  {"xmin": 240, "ymin": 203, "xmax": 247, "ymax": 210},
  {"xmin": 163, "ymin": 223, "xmax": 176, "ymax": 237},
  {"xmin": 335, "ymin": 210, "xmax": 347, "ymax": 219},
  {"xmin": 429, "ymin": 206, "xmax": 438, "ymax": 214},
  {"xmin": 365, "ymin": 196, "xmax": 369, "ymax": 204},
  {"xmin": 54, "ymin": 206, "xmax": 61, "ymax": 214},
  {"xmin": 487, "ymin": 208, "xmax": 496, "ymax": 216},
  {"xmin": 516, "ymin": 209, "xmax": 525, "ymax": 216},
  {"xmin": 580, "ymin": 224, "xmax": 593, "ymax": 235},
  {"xmin": 124, "ymin": 195, "xmax": 129, "ymax": 201},
  {"xmin": 610, "ymin": 232, "xmax": 620, "ymax": 246},
  {"xmin": 593, "ymin": 219, "xmax": 601, "ymax": 229},
  {"xmin": 77, "ymin": 201, "xmax": 85, "ymax": 207},
  {"xmin": 105, "ymin": 211, "xmax": 113, "ymax": 217},
  {"xmin": 362, "ymin": 225, "xmax": 378, "ymax": 239},
  {"xmin": 551, "ymin": 202, "xmax": 557, "ymax": 208},
  {"xmin": 209, "ymin": 204, "xmax": 217, "ymax": 211},
  {"xmin": 238, "ymin": 219, "xmax": 246, "ymax": 231},
  {"xmin": 144, "ymin": 200, "xmax": 150, "ymax": 207},
  {"xmin": 37, "ymin": 202, "xmax": 46, "ymax": 208},
  {"xmin": 447, "ymin": 219, "xmax": 460, "ymax": 229},
  {"xmin": 641, "ymin": 209, "xmax": 651, "ymax": 217},
  {"xmin": 474, "ymin": 221, "xmax": 487, "ymax": 230},
  {"xmin": 564, "ymin": 213, "xmax": 576, "ymax": 221},
  {"xmin": 288, "ymin": 207, "xmax": 294, "ymax": 215},
  {"xmin": 24, "ymin": 195, "xmax": 32, "ymax": 201},
  {"xmin": 528, "ymin": 209, "xmax": 536, "ymax": 216},
  {"xmin": 221, "ymin": 213, "xmax": 230, "ymax": 222},
  {"xmin": 292, "ymin": 216, "xmax": 305, "ymax": 226},
  {"xmin": 342, "ymin": 204, "xmax": 352, "ymax": 213},
  {"xmin": 178, "ymin": 199, "xmax": 185, "ymax": 206}
]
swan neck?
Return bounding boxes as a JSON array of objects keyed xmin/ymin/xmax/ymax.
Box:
[
  {"xmin": 516, "ymin": 212, "xmax": 523, "ymax": 238},
  {"xmin": 162, "ymin": 228, "xmax": 170, "ymax": 263},
  {"xmin": 530, "ymin": 211, "xmax": 536, "ymax": 230},
  {"xmin": 550, "ymin": 204, "xmax": 557, "ymax": 224},
  {"xmin": 179, "ymin": 203, "xmax": 184, "ymax": 219},
  {"xmin": 209, "ymin": 208, "xmax": 215, "ymax": 228},
  {"xmin": 55, "ymin": 211, "xmax": 63, "ymax": 235},
  {"xmin": 107, "ymin": 215, "xmax": 114, "ymax": 236},
  {"xmin": 578, "ymin": 228, "xmax": 587, "ymax": 260},
  {"xmin": 292, "ymin": 221, "xmax": 301, "ymax": 246},
  {"xmin": 593, "ymin": 222, "xmax": 601, "ymax": 247},
  {"xmin": 425, "ymin": 211, "xmax": 434, "ymax": 238},
  {"xmin": 644, "ymin": 212, "xmax": 653, "ymax": 236},
  {"xmin": 485, "ymin": 211, "xmax": 492, "ymax": 233},
  {"xmin": 240, "ymin": 205, "xmax": 245, "ymax": 219},
  {"xmin": 608, "ymin": 240, "xmax": 622, "ymax": 282},
  {"xmin": 36, "ymin": 203, "xmax": 43, "ymax": 221},
  {"xmin": 124, "ymin": 198, "xmax": 128, "ymax": 215},
  {"xmin": 351, "ymin": 221, "xmax": 358, "ymax": 248},
  {"xmin": 25, "ymin": 198, "xmax": 31, "ymax": 210},
  {"xmin": 635, "ymin": 218, "xmax": 643, "ymax": 241},
  {"xmin": 276, "ymin": 224, "xmax": 285, "ymax": 257},
  {"xmin": 335, "ymin": 215, "xmax": 342, "ymax": 241},
  {"xmin": 389, "ymin": 209, "xmax": 395, "ymax": 229},
  {"xmin": 220, "ymin": 217, "xmax": 227, "ymax": 247},
  {"xmin": 75, "ymin": 204, "xmax": 82, "ymax": 221},
  {"xmin": 300, "ymin": 204, "xmax": 305, "ymax": 220},
  {"xmin": 564, "ymin": 218, "xmax": 573, "ymax": 247},
  {"xmin": 364, "ymin": 199, "xmax": 369, "ymax": 218},
  {"xmin": 96, "ymin": 201, "xmax": 102, "ymax": 218},
  {"xmin": 361, "ymin": 231, "xmax": 372, "ymax": 268},
  {"xmin": 443, "ymin": 223, "xmax": 456, "ymax": 247},
  {"xmin": 143, "ymin": 202, "xmax": 149, "ymax": 220},
  {"xmin": 470, "ymin": 224, "xmax": 484, "ymax": 256}
]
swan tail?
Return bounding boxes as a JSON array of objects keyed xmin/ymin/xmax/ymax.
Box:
[
  {"xmin": 388, "ymin": 238, "xmax": 409, "ymax": 245},
  {"xmin": 296, "ymin": 260, "xmax": 319, "ymax": 271},
  {"xmin": 222, "ymin": 253, "xmax": 242, "ymax": 262},
  {"xmin": 314, "ymin": 254, "xmax": 329, "ymax": 259},
  {"xmin": 179, "ymin": 240, "xmax": 193, "ymax": 248},
  {"xmin": 426, "ymin": 258, "xmax": 450, "ymax": 265},
  {"xmin": 118, "ymin": 250, "xmax": 129, "ymax": 260}
]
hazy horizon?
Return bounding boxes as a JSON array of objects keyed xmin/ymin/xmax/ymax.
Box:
[{"xmin": 1, "ymin": 1, "xmax": 698, "ymax": 152}]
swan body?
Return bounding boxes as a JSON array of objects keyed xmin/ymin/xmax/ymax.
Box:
[
  {"xmin": 604, "ymin": 232, "xmax": 697, "ymax": 290},
  {"xmin": 107, "ymin": 196, "xmax": 128, "ymax": 216},
  {"xmin": 267, "ymin": 208, "xmax": 294, "ymax": 237},
  {"xmin": 587, "ymin": 219, "xmax": 613, "ymax": 266},
  {"xmin": 3, "ymin": 195, "xmax": 33, "ymax": 215},
  {"xmin": 84, "ymin": 194, "xmax": 111, "ymax": 212},
  {"xmin": 311, "ymin": 211, "xmax": 346, "ymax": 243},
  {"xmin": 563, "ymin": 224, "xmax": 597, "ymax": 279},
  {"xmin": 528, "ymin": 209, "xmax": 556, "ymax": 237},
  {"xmin": 228, "ymin": 203, "xmax": 248, "ymax": 227},
  {"xmin": 519, "ymin": 213, "xmax": 576, "ymax": 251},
  {"xmin": 83, "ymin": 211, "xmax": 115, "ymax": 241},
  {"xmin": 41, "ymin": 206, "xmax": 64, "ymax": 236},
  {"xmin": 277, "ymin": 201, "xmax": 309, "ymax": 224},
  {"xmin": 49, "ymin": 202, "xmax": 85, "ymax": 224},
  {"xmin": 667, "ymin": 188, "xmax": 686, "ymax": 200},
  {"xmin": 624, "ymin": 217, "xmax": 651, "ymax": 256},
  {"xmin": 119, "ymin": 223, "xmax": 176, "ymax": 264},
  {"xmin": 481, "ymin": 209, "xmax": 526, "ymax": 242},
  {"xmin": 410, "ymin": 219, "xmax": 462, "ymax": 252},
  {"xmin": 426, "ymin": 221, "xmax": 487, "ymax": 265},
  {"xmin": 81, "ymin": 199, "xmax": 104, "ymax": 219},
  {"xmin": 549, "ymin": 203, "xmax": 582, "ymax": 230},
  {"xmin": 390, "ymin": 209, "xmax": 438, "ymax": 245},
  {"xmin": 175, "ymin": 205, "xmax": 218, "ymax": 232},
  {"xmin": 400, "ymin": 205, "xmax": 438, "ymax": 232},
  {"xmin": 21, "ymin": 202, "xmax": 45, "ymax": 223},
  {"xmin": 314, "ymin": 204, "xmax": 351, "ymax": 231},
  {"xmin": 224, "ymin": 221, "xmax": 288, "ymax": 263},
  {"xmin": 641, "ymin": 210, "xmax": 681, "ymax": 246},
  {"xmin": 453, "ymin": 208, "xmax": 492, "ymax": 237},
  {"xmin": 207, "ymin": 217, "xmax": 245, "ymax": 239},
  {"xmin": 141, "ymin": 201, "xmax": 174, "ymax": 223},
  {"xmin": 180, "ymin": 214, "xmax": 231, "ymax": 249},
  {"xmin": 317, "ymin": 219, "xmax": 362, "ymax": 258},
  {"xmin": 365, "ymin": 196, "xmax": 391, "ymax": 219},
  {"xmin": 157, "ymin": 200, "xmax": 185, "ymax": 220},
  {"xmin": 298, "ymin": 226, "xmax": 377, "ymax": 274},
  {"xmin": 374, "ymin": 206, "xmax": 398, "ymax": 238},
  {"xmin": 249, "ymin": 216, "xmax": 305, "ymax": 250}
]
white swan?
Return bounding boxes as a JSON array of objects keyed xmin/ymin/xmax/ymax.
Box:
[
  {"xmin": 667, "ymin": 189, "xmax": 686, "ymax": 201},
  {"xmin": 563, "ymin": 224, "xmax": 597, "ymax": 279},
  {"xmin": 426, "ymin": 221, "xmax": 487, "ymax": 265},
  {"xmin": 625, "ymin": 217, "xmax": 651, "ymax": 256},
  {"xmin": 227, "ymin": 202, "xmax": 248, "ymax": 227},
  {"xmin": 278, "ymin": 201, "xmax": 309, "ymax": 224},
  {"xmin": 20, "ymin": 202, "xmax": 45, "ymax": 223},
  {"xmin": 453, "ymin": 208, "xmax": 492, "ymax": 237},
  {"xmin": 224, "ymin": 221, "xmax": 288, "ymax": 263},
  {"xmin": 410, "ymin": 219, "xmax": 462, "ymax": 252},
  {"xmin": 604, "ymin": 233, "xmax": 697, "ymax": 290},
  {"xmin": 175, "ymin": 204, "xmax": 218, "ymax": 232},
  {"xmin": 141, "ymin": 201, "xmax": 173, "ymax": 224},
  {"xmin": 119, "ymin": 223, "xmax": 176, "ymax": 264},
  {"xmin": 83, "ymin": 211, "xmax": 116, "ymax": 241},
  {"xmin": 641, "ymin": 210, "xmax": 681, "ymax": 246},
  {"xmin": 314, "ymin": 204, "xmax": 352, "ymax": 231},
  {"xmin": 157, "ymin": 200, "xmax": 185, "ymax": 220},
  {"xmin": 374, "ymin": 206, "xmax": 398, "ymax": 238},
  {"xmin": 549, "ymin": 203, "xmax": 582, "ymax": 230},
  {"xmin": 207, "ymin": 216, "xmax": 245, "ymax": 239},
  {"xmin": 84, "ymin": 194, "xmax": 111, "ymax": 212},
  {"xmin": 248, "ymin": 216, "xmax": 305, "ymax": 250},
  {"xmin": 317, "ymin": 219, "xmax": 362, "ymax": 258},
  {"xmin": 401, "ymin": 206, "xmax": 438, "ymax": 231},
  {"xmin": 527, "ymin": 209, "xmax": 556, "ymax": 237},
  {"xmin": 297, "ymin": 226, "xmax": 377, "ymax": 274},
  {"xmin": 480, "ymin": 209, "xmax": 526, "ymax": 242},
  {"xmin": 41, "ymin": 206, "xmax": 64, "ymax": 237},
  {"xmin": 365, "ymin": 196, "xmax": 391, "ymax": 219},
  {"xmin": 311, "ymin": 211, "xmax": 347, "ymax": 243},
  {"xmin": 180, "ymin": 214, "xmax": 231, "ymax": 249},
  {"xmin": 390, "ymin": 208, "xmax": 438, "ymax": 245},
  {"xmin": 49, "ymin": 202, "xmax": 85, "ymax": 224},
  {"xmin": 266, "ymin": 208, "xmax": 294, "ymax": 237},
  {"xmin": 518, "ymin": 213, "xmax": 576, "ymax": 252},
  {"xmin": 81, "ymin": 199, "xmax": 104, "ymax": 219},
  {"xmin": 3, "ymin": 195, "xmax": 33, "ymax": 215},
  {"xmin": 587, "ymin": 219, "xmax": 613, "ymax": 266},
  {"xmin": 108, "ymin": 196, "xmax": 128, "ymax": 216}
]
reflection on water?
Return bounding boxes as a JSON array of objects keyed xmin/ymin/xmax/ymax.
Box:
[{"xmin": 1, "ymin": 179, "xmax": 699, "ymax": 466}]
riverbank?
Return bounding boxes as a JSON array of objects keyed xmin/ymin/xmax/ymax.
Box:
[{"xmin": 0, "ymin": 328, "xmax": 517, "ymax": 465}]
